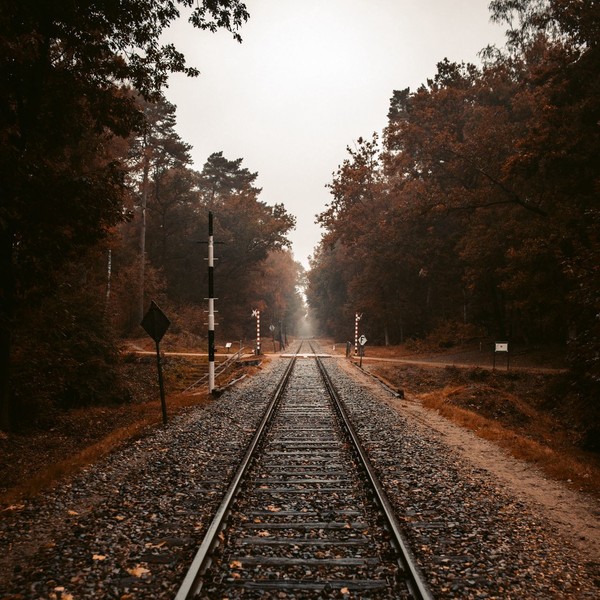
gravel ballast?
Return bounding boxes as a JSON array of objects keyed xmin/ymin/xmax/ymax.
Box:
[
  {"xmin": 326, "ymin": 357, "xmax": 599, "ymax": 598},
  {"xmin": 0, "ymin": 359, "xmax": 287, "ymax": 599},
  {"xmin": 1, "ymin": 352, "xmax": 599, "ymax": 598}
]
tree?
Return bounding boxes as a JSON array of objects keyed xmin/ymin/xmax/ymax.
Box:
[
  {"xmin": 124, "ymin": 150, "xmax": 298, "ymax": 342},
  {"xmin": 381, "ymin": 53, "xmax": 576, "ymax": 341},
  {"xmin": 210, "ymin": 187, "xmax": 296, "ymax": 339},
  {"xmin": 125, "ymin": 95, "xmax": 192, "ymax": 325},
  {"xmin": 248, "ymin": 250, "xmax": 306, "ymax": 346},
  {"xmin": 314, "ymin": 135, "xmax": 398, "ymax": 341},
  {"xmin": 309, "ymin": 0, "xmax": 599, "ymax": 393},
  {"xmin": 311, "ymin": 133, "xmax": 459, "ymax": 344},
  {"xmin": 197, "ymin": 151, "xmax": 262, "ymax": 206},
  {"xmin": 489, "ymin": 0, "xmax": 600, "ymax": 379},
  {"xmin": 0, "ymin": 0, "xmax": 249, "ymax": 429},
  {"xmin": 306, "ymin": 240, "xmax": 353, "ymax": 341}
]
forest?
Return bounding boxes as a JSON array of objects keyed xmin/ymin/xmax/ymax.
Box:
[
  {"xmin": 0, "ymin": 0, "xmax": 304, "ymax": 430},
  {"xmin": 307, "ymin": 0, "xmax": 599, "ymax": 391},
  {"xmin": 0, "ymin": 0, "xmax": 598, "ymax": 431}
]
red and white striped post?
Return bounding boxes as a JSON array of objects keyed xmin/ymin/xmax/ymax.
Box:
[
  {"xmin": 252, "ymin": 309, "xmax": 261, "ymax": 354},
  {"xmin": 354, "ymin": 312, "xmax": 362, "ymax": 355}
]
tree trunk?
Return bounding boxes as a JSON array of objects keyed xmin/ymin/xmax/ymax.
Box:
[
  {"xmin": 139, "ymin": 161, "xmax": 149, "ymax": 323},
  {"xmin": 491, "ymin": 281, "xmax": 507, "ymax": 339},
  {"xmin": 0, "ymin": 227, "xmax": 15, "ymax": 430},
  {"xmin": 104, "ymin": 248, "xmax": 112, "ymax": 320}
]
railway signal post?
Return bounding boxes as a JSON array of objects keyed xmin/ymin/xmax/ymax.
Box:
[
  {"xmin": 252, "ymin": 309, "xmax": 261, "ymax": 354},
  {"xmin": 354, "ymin": 312, "xmax": 362, "ymax": 355},
  {"xmin": 207, "ymin": 212, "xmax": 216, "ymax": 393}
]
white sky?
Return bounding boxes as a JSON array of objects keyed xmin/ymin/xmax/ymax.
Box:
[{"xmin": 164, "ymin": 0, "xmax": 506, "ymax": 268}]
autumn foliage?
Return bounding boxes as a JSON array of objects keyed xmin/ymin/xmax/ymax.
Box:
[
  {"xmin": 0, "ymin": 0, "xmax": 305, "ymax": 429},
  {"xmin": 307, "ymin": 0, "xmax": 599, "ymax": 390}
]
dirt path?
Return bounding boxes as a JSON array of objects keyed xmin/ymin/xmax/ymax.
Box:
[
  {"xmin": 336, "ymin": 356, "xmax": 600, "ymax": 565},
  {"xmin": 354, "ymin": 355, "xmax": 568, "ymax": 374}
]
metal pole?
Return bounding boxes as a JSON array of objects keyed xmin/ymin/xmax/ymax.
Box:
[
  {"xmin": 155, "ymin": 340, "xmax": 167, "ymax": 424},
  {"xmin": 208, "ymin": 212, "xmax": 215, "ymax": 393}
]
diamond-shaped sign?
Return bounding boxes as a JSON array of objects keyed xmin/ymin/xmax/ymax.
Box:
[{"xmin": 141, "ymin": 301, "xmax": 170, "ymax": 343}]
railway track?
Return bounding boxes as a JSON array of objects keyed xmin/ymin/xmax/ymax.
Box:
[{"xmin": 175, "ymin": 341, "xmax": 431, "ymax": 599}]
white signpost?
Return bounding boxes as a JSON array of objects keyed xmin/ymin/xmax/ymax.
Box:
[
  {"xmin": 493, "ymin": 341, "xmax": 509, "ymax": 370},
  {"xmin": 358, "ymin": 335, "xmax": 367, "ymax": 367}
]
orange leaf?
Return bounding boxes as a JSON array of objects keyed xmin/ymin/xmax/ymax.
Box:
[{"xmin": 127, "ymin": 565, "xmax": 150, "ymax": 578}]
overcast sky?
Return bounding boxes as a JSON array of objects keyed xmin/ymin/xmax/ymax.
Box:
[{"xmin": 164, "ymin": 0, "xmax": 506, "ymax": 269}]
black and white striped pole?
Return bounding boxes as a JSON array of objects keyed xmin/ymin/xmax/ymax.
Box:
[
  {"xmin": 207, "ymin": 212, "xmax": 216, "ymax": 393},
  {"xmin": 354, "ymin": 312, "xmax": 362, "ymax": 355}
]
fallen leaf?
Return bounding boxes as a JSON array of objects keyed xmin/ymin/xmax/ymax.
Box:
[
  {"xmin": 2, "ymin": 504, "xmax": 25, "ymax": 512},
  {"xmin": 68, "ymin": 510, "xmax": 79, "ymax": 516},
  {"xmin": 92, "ymin": 554, "xmax": 107, "ymax": 561},
  {"xmin": 127, "ymin": 565, "xmax": 150, "ymax": 578},
  {"xmin": 341, "ymin": 587, "xmax": 350, "ymax": 595},
  {"xmin": 115, "ymin": 515, "xmax": 126, "ymax": 521},
  {"xmin": 51, "ymin": 586, "xmax": 73, "ymax": 600},
  {"xmin": 257, "ymin": 530, "xmax": 270, "ymax": 537},
  {"xmin": 229, "ymin": 560, "xmax": 242, "ymax": 569},
  {"xmin": 266, "ymin": 504, "xmax": 281, "ymax": 512}
]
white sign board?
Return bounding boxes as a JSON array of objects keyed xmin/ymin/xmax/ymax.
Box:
[
  {"xmin": 359, "ymin": 335, "xmax": 367, "ymax": 346},
  {"xmin": 495, "ymin": 342, "xmax": 509, "ymax": 353}
]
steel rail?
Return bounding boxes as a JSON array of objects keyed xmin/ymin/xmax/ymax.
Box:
[
  {"xmin": 177, "ymin": 340, "xmax": 432, "ymax": 599},
  {"xmin": 174, "ymin": 343, "xmax": 302, "ymax": 600},
  {"xmin": 311, "ymin": 342, "xmax": 433, "ymax": 600}
]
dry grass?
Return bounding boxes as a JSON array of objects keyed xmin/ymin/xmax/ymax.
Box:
[
  {"xmin": 0, "ymin": 392, "xmax": 212, "ymax": 506},
  {"xmin": 418, "ymin": 386, "xmax": 600, "ymax": 495},
  {"xmin": 0, "ymin": 351, "xmax": 272, "ymax": 506},
  {"xmin": 354, "ymin": 335, "xmax": 600, "ymax": 499}
]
